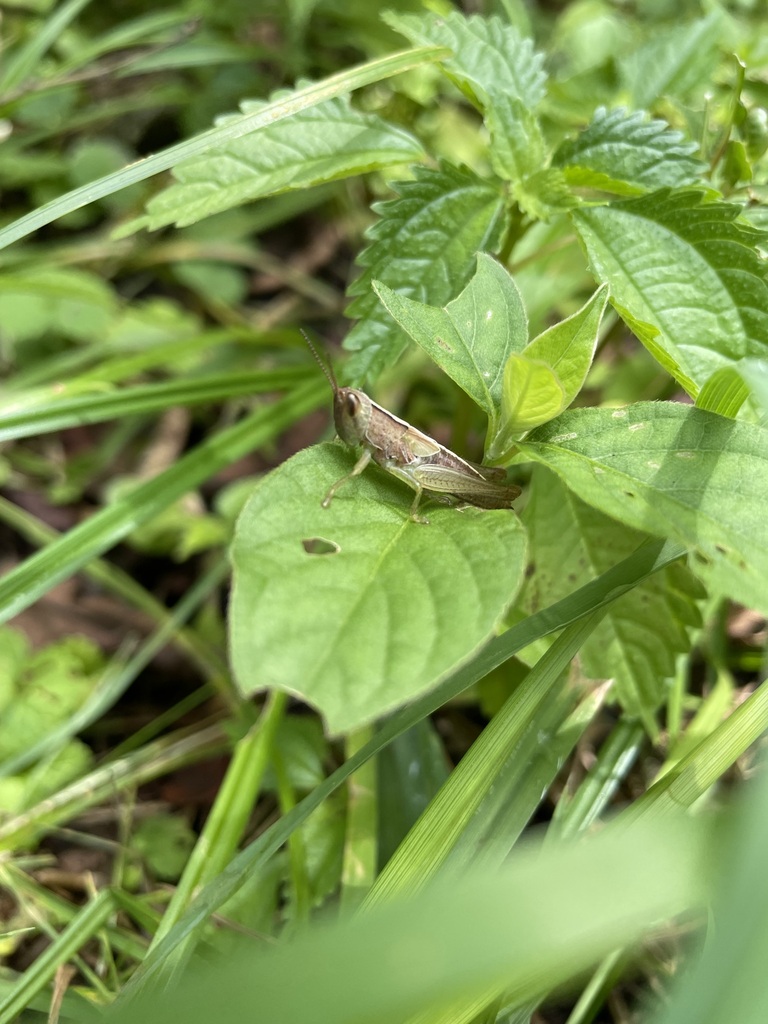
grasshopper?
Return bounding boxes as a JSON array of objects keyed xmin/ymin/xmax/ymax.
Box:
[{"xmin": 302, "ymin": 331, "xmax": 521, "ymax": 522}]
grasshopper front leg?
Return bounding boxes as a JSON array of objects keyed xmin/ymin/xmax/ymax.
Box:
[{"xmin": 321, "ymin": 449, "xmax": 372, "ymax": 508}]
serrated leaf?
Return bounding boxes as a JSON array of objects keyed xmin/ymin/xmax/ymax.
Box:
[
  {"xmin": 344, "ymin": 164, "xmax": 507, "ymax": 382},
  {"xmin": 386, "ymin": 10, "xmax": 546, "ymax": 111},
  {"xmin": 386, "ymin": 11, "xmax": 557, "ymax": 220},
  {"xmin": 518, "ymin": 402, "xmax": 768, "ymax": 614},
  {"xmin": 373, "ymin": 253, "xmax": 528, "ymax": 434},
  {"xmin": 485, "ymin": 99, "xmax": 573, "ymax": 220},
  {"xmin": 136, "ymin": 90, "xmax": 424, "ymax": 231},
  {"xmin": 555, "ymin": 107, "xmax": 705, "ymax": 196},
  {"xmin": 229, "ymin": 444, "xmax": 526, "ymax": 734},
  {"xmin": 518, "ymin": 467, "xmax": 702, "ymax": 731},
  {"xmin": 491, "ymin": 284, "xmax": 608, "ymax": 455},
  {"xmin": 618, "ymin": 11, "xmax": 724, "ymax": 109},
  {"xmin": 572, "ymin": 190, "xmax": 768, "ymax": 390}
]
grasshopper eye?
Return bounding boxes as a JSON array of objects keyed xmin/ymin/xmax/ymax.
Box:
[{"xmin": 345, "ymin": 393, "xmax": 360, "ymax": 416}]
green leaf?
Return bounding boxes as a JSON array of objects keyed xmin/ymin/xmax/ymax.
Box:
[
  {"xmin": 618, "ymin": 11, "xmax": 724, "ymax": 109},
  {"xmin": 519, "ymin": 402, "xmax": 768, "ymax": 614},
  {"xmin": 0, "ymin": 267, "xmax": 117, "ymax": 345},
  {"xmin": 133, "ymin": 91, "xmax": 423, "ymax": 231},
  {"xmin": 490, "ymin": 284, "xmax": 608, "ymax": 455},
  {"xmin": 572, "ymin": 190, "xmax": 768, "ymax": 390},
  {"xmin": 696, "ymin": 366, "xmax": 750, "ymax": 418},
  {"xmin": 378, "ymin": 253, "xmax": 528, "ymax": 434},
  {"xmin": 229, "ymin": 444, "xmax": 526, "ymax": 734},
  {"xmin": 554, "ymin": 107, "xmax": 705, "ymax": 196},
  {"xmin": 344, "ymin": 164, "xmax": 507, "ymax": 382},
  {"xmin": 386, "ymin": 11, "xmax": 560, "ymax": 219},
  {"xmin": 386, "ymin": 10, "xmax": 546, "ymax": 111},
  {"xmin": 374, "ymin": 253, "xmax": 527, "ymax": 436},
  {"xmin": 518, "ymin": 468, "xmax": 703, "ymax": 732}
]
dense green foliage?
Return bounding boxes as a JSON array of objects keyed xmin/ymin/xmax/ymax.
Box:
[{"xmin": 0, "ymin": 2, "xmax": 767, "ymax": 1023}]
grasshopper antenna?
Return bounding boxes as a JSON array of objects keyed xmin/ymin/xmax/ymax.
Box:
[{"xmin": 300, "ymin": 328, "xmax": 338, "ymax": 394}]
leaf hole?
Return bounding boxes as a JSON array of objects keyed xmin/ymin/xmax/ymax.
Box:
[{"xmin": 302, "ymin": 537, "xmax": 341, "ymax": 556}]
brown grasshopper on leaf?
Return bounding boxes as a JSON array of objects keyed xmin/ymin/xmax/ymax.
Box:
[{"xmin": 302, "ymin": 331, "xmax": 521, "ymax": 523}]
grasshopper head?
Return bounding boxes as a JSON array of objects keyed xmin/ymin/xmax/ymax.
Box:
[{"xmin": 334, "ymin": 387, "xmax": 371, "ymax": 447}]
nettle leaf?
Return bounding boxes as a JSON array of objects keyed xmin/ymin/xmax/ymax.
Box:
[
  {"xmin": 386, "ymin": 10, "xmax": 546, "ymax": 110},
  {"xmin": 388, "ymin": 11, "xmax": 564, "ymax": 220},
  {"xmin": 518, "ymin": 467, "xmax": 703, "ymax": 734},
  {"xmin": 490, "ymin": 285, "xmax": 608, "ymax": 456},
  {"xmin": 373, "ymin": 253, "xmax": 528, "ymax": 436},
  {"xmin": 572, "ymin": 190, "xmax": 768, "ymax": 391},
  {"xmin": 554, "ymin": 107, "xmax": 706, "ymax": 196},
  {"xmin": 134, "ymin": 90, "xmax": 424, "ymax": 231},
  {"xmin": 518, "ymin": 403, "xmax": 768, "ymax": 615},
  {"xmin": 344, "ymin": 164, "xmax": 507, "ymax": 382},
  {"xmin": 230, "ymin": 445, "xmax": 526, "ymax": 734},
  {"xmin": 618, "ymin": 10, "xmax": 723, "ymax": 109}
]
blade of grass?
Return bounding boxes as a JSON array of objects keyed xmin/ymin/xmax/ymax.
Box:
[
  {"xmin": 0, "ymin": 888, "xmax": 116, "ymax": 1024},
  {"xmin": 149, "ymin": 691, "xmax": 288, "ymax": 948},
  {"xmin": 0, "ymin": 367, "xmax": 311, "ymax": 442},
  {"xmin": 0, "ymin": 46, "xmax": 450, "ymax": 252},
  {"xmin": 0, "ymin": 723, "xmax": 229, "ymax": 852},
  {"xmin": 0, "ymin": 377, "xmax": 325, "ymax": 624},
  {"xmin": 0, "ymin": 0, "xmax": 95, "ymax": 95},
  {"xmin": 363, "ymin": 611, "xmax": 607, "ymax": 908}
]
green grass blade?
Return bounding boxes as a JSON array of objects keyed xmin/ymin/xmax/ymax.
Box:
[
  {"xmin": 0, "ymin": 888, "xmax": 115, "ymax": 1024},
  {"xmin": 0, "ymin": 368, "xmax": 311, "ymax": 441},
  {"xmin": 0, "ymin": 47, "xmax": 449, "ymax": 252},
  {"xmin": 0, "ymin": 378, "xmax": 324, "ymax": 624}
]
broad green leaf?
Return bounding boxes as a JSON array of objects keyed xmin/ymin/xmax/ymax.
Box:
[
  {"xmin": 132, "ymin": 91, "xmax": 423, "ymax": 231},
  {"xmin": 518, "ymin": 468, "xmax": 702, "ymax": 732},
  {"xmin": 525, "ymin": 284, "xmax": 608, "ymax": 396},
  {"xmin": 618, "ymin": 11, "xmax": 724, "ymax": 109},
  {"xmin": 229, "ymin": 444, "xmax": 526, "ymax": 734},
  {"xmin": 373, "ymin": 253, "xmax": 528, "ymax": 435},
  {"xmin": 489, "ymin": 284, "xmax": 608, "ymax": 455},
  {"xmin": 344, "ymin": 163, "xmax": 507, "ymax": 382},
  {"xmin": 497, "ymin": 355, "xmax": 564, "ymax": 438},
  {"xmin": 519, "ymin": 402, "xmax": 768, "ymax": 614},
  {"xmin": 554, "ymin": 107, "xmax": 705, "ymax": 196},
  {"xmin": 572, "ymin": 190, "xmax": 768, "ymax": 389},
  {"xmin": 386, "ymin": 10, "xmax": 546, "ymax": 111}
]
